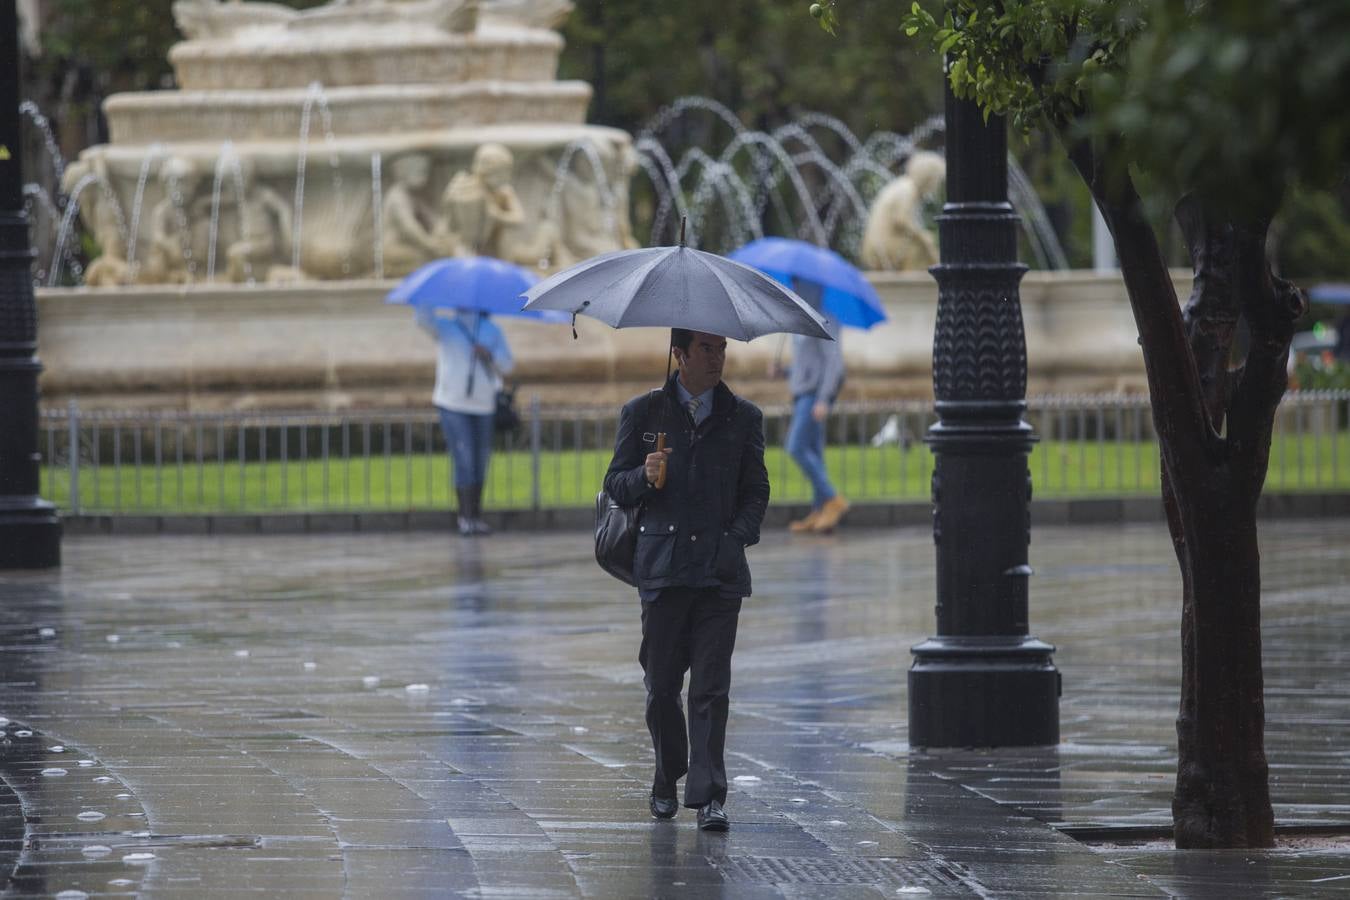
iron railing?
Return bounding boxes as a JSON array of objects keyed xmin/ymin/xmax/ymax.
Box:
[{"xmin": 37, "ymin": 391, "xmax": 1350, "ymax": 515}]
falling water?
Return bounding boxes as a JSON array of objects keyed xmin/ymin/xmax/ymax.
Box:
[
  {"xmin": 47, "ymin": 174, "xmax": 129, "ymax": 286},
  {"xmin": 48, "ymin": 174, "xmax": 95, "ymax": 287},
  {"xmin": 292, "ymin": 82, "xmax": 348, "ymax": 276},
  {"xmin": 164, "ymin": 163, "xmax": 198, "ymax": 283},
  {"xmin": 19, "ymin": 101, "xmax": 66, "ymax": 185},
  {"xmin": 765, "ymin": 121, "xmax": 873, "ymax": 246},
  {"xmin": 206, "ymin": 143, "xmax": 253, "ymax": 284},
  {"xmin": 23, "ymin": 183, "xmax": 61, "ymax": 284},
  {"xmin": 292, "ymin": 85, "xmax": 318, "ymax": 273},
  {"xmin": 632, "ymin": 138, "xmax": 691, "ymax": 246},
  {"xmin": 544, "ymin": 140, "xmax": 620, "ymax": 244},
  {"xmin": 679, "ymin": 148, "xmax": 759, "ymax": 248},
  {"xmin": 125, "ymin": 144, "xmax": 167, "ymax": 277},
  {"xmin": 634, "ymin": 98, "xmax": 1069, "ymax": 268},
  {"xmin": 371, "ymin": 152, "xmax": 384, "ymax": 280},
  {"xmin": 1007, "ymin": 156, "xmax": 1070, "ymax": 270},
  {"xmin": 790, "ymin": 112, "xmax": 867, "ymax": 155},
  {"xmin": 688, "ymin": 130, "xmax": 828, "ymax": 246}
]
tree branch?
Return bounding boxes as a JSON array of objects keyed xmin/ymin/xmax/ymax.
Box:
[
  {"xmin": 1175, "ymin": 194, "xmax": 1242, "ymax": 434},
  {"xmin": 1228, "ymin": 219, "xmax": 1307, "ymax": 492},
  {"xmin": 1061, "ymin": 131, "xmax": 1213, "ymax": 478}
]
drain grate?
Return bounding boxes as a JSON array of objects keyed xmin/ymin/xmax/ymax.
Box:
[{"xmin": 717, "ymin": 855, "xmax": 980, "ymax": 892}]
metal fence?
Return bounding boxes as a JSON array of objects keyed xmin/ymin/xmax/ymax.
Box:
[{"xmin": 37, "ymin": 391, "xmax": 1350, "ymax": 515}]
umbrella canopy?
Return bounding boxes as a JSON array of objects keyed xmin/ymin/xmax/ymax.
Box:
[
  {"xmin": 520, "ymin": 244, "xmax": 832, "ymax": 341},
  {"xmin": 729, "ymin": 237, "xmax": 886, "ymax": 330},
  {"xmin": 386, "ymin": 256, "xmax": 568, "ymax": 322}
]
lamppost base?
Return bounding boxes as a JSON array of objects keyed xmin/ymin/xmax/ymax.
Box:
[
  {"xmin": 908, "ymin": 635, "xmax": 1060, "ymax": 748},
  {"xmin": 0, "ymin": 505, "xmax": 62, "ymax": 570}
]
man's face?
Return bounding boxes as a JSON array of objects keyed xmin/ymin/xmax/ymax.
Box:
[{"xmin": 674, "ymin": 331, "xmax": 727, "ymax": 395}]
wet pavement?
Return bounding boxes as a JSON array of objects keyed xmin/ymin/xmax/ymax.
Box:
[{"xmin": 0, "ymin": 520, "xmax": 1348, "ymax": 897}]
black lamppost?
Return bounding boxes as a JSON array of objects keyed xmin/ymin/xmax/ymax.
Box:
[
  {"xmin": 907, "ymin": 85, "xmax": 1057, "ymax": 746},
  {"xmin": 0, "ymin": 0, "xmax": 61, "ymax": 569}
]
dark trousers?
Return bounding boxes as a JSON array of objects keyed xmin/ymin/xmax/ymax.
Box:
[{"xmin": 639, "ymin": 586, "xmax": 742, "ymax": 808}]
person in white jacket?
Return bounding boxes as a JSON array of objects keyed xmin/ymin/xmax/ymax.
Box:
[{"xmin": 418, "ymin": 308, "xmax": 514, "ymax": 535}]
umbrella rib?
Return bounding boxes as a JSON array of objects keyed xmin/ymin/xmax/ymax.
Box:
[
  {"xmin": 612, "ymin": 252, "xmax": 680, "ymax": 330},
  {"xmin": 689, "ymin": 249, "xmax": 752, "ymax": 341}
]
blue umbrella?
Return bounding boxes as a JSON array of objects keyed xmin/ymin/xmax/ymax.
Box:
[
  {"xmin": 386, "ymin": 256, "xmax": 568, "ymax": 323},
  {"xmin": 728, "ymin": 237, "xmax": 886, "ymax": 330}
]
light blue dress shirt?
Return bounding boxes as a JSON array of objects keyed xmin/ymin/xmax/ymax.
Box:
[{"xmin": 674, "ymin": 379, "xmax": 715, "ymax": 427}]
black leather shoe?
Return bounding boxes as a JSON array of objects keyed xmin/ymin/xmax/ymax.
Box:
[
  {"xmin": 697, "ymin": 800, "xmax": 729, "ymax": 832},
  {"xmin": 649, "ymin": 792, "xmax": 678, "ymax": 819}
]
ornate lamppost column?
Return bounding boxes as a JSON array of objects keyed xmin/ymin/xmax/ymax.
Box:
[
  {"xmin": 907, "ymin": 86, "xmax": 1056, "ymax": 746},
  {"xmin": 0, "ymin": 0, "xmax": 61, "ymax": 569}
]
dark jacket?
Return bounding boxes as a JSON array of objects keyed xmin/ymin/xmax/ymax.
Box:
[{"xmin": 603, "ymin": 372, "xmax": 769, "ymax": 599}]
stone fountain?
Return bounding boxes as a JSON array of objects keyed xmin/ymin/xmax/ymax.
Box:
[
  {"xmin": 34, "ymin": 9, "xmax": 1158, "ymax": 412},
  {"xmin": 59, "ymin": 0, "xmax": 636, "ymax": 287}
]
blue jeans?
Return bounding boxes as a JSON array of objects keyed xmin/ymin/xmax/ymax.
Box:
[
  {"xmin": 438, "ymin": 408, "xmax": 494, "ymax": 489},
  {"xmin": 785, "ymin": 393, "xmax": 836, "ymax": 508}
]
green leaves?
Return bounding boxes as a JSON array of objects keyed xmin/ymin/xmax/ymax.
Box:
[
  {"xmin": 810, "ymin": 1, "xmax": 841, "ymax": 35},
  {"xmin": 900, "ymin": 1, "xmax": 1148, "ymax": 125},
  {"xmin": 886, "ymin": 0, "xmax": 1350, "ymax": 220},
  {"xmin": 1083, "ymin": 0, "xmax": 1350, "ymax": 212}
]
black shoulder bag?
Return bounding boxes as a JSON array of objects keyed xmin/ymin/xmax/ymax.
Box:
[
  {"xmin": 595, "ymin": 390, "xmax": 662, "ymax": 586},
  {"xmin": 494, "ymin": 382, "xmax": 521, "ymax": 434}
]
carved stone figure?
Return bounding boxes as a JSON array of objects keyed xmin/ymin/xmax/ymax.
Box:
[
  {"xmin": 61, "ymin": 158, "xmax": 131, "ymax": 287},
  {"xmin": 860, "ymin": 151, "xmax": 947, "ymax": 272},
  {"xmin": 140, "ymin": 157, "xmax": 207, "ymax": 285},
  {"xmin": 439, "ymin": 143, "xmax": 521, "ymax": 257},
  {"xmin": 381, "ymin": 154, "xmax": 449, "ymax": 278},
  {"xmin": 549, "ymin": 141, "xmax": 640, "ymax": 264},
  {"xmin": 225, "ymin": 159, "xmax": 296, "ymax": 284},
  {"xmin": 439, "ymin": 143, "xmax": 563, "ymax": 268}
]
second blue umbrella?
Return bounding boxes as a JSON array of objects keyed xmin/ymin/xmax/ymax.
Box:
[{"xmin": 729, "ymin": 237, "xmax": 886, "ymax": 330}]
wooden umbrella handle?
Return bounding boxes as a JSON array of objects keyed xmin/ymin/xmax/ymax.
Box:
[{"xmin": 654, "ymin": 433, "xmax": 667, "ymax": 489}]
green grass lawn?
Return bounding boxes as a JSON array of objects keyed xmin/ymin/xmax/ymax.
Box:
[{"xmin": 41, "ymin": 432, "xmax": 1350, "ymax": 514}]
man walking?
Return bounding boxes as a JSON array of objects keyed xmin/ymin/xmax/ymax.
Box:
[{"xmin": 603, "ymin": 329, "xmax": 769, "ymax": 831}]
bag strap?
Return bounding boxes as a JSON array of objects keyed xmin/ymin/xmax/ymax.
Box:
[{"xmin": 646, "ymin": 388, "xmax": 657, "ymax": 425}]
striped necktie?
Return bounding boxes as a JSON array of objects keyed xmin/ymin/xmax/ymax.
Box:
[{"xmin": 685, "ymin": 397, "xmax": 701, "ymax": 422}]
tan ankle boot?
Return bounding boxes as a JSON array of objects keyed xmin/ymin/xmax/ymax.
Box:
[
  {"xmin": 809, "ymin": 496, "xmax": 850, "ymax": 532},
  {"xmin": 789, "ymin": 508, "xmax": 822, "ymax": 533}
]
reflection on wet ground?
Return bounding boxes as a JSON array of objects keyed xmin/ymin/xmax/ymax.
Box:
[{"xmin": 0, "ymin": 521, "xmax": 1348, "ymax": 896}]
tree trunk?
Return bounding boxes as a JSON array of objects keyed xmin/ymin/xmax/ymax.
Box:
[
  {"xmin": 1062, "ymin": 133, "xmax": 1294, "ymax": 848},
  {"xmin": 1164, "ymin": 470, "xmax": 1274, "ymax": 848}
]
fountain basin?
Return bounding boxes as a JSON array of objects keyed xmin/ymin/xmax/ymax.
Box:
[
  {"xmin": 33, "ymin": 271, "xmax": 1169, "ymax": 411},
  {"xmin": 168, "ymin": 24, "xmax": 565, "ymax": 91}
]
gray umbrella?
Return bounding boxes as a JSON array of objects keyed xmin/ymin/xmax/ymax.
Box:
[{"xmin": 519, "ymin": 242, "xmax": 833, "ymax": 342}]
